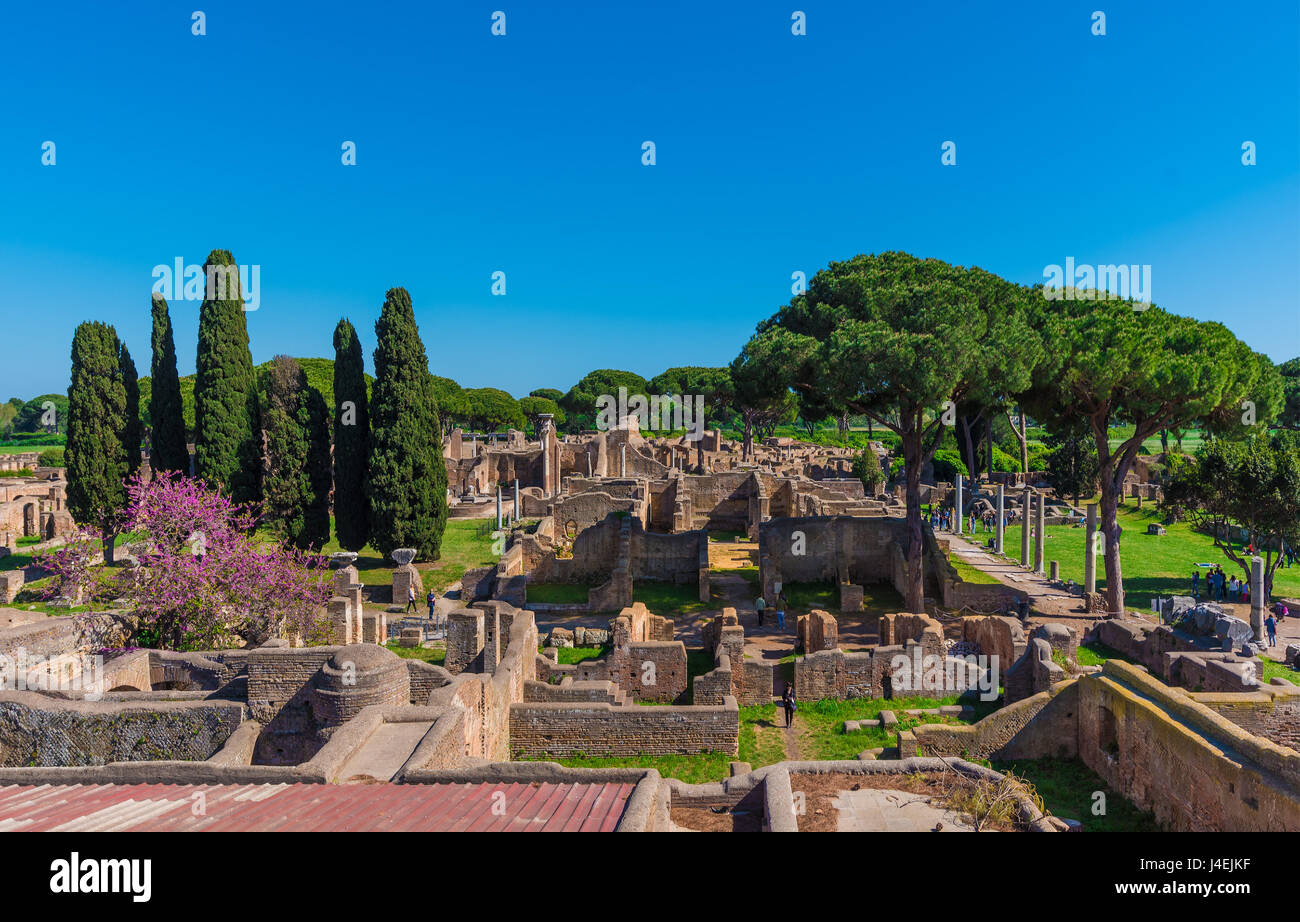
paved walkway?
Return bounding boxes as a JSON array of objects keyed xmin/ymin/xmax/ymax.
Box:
[{"xmin": 830, "ymin": 789, "xmax": 976, "ymax": 832}]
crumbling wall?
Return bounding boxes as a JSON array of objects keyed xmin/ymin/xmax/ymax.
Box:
[{"xmin": 509, "ymin": 697, "xmax": 739, "ymax": 757}]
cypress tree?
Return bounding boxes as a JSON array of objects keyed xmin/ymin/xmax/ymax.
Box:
[
  {"xmin": 261, "ymin": 356, "xmax": 331, "ymax": 549},
  {"xmin": 149, "ymin": 293, "xmax": 189, "ymax": 474},
  {"xmin": 332, "ymin": 318, "xmax": 370, "ymax": 551},
  {"xmin": 66, "ymin": 322, "xmax": 128, "ymax": 564},
  {"xmin": 193, "ymin": 249, "xmax": 260, "ymax": 502},
  {"xmin": 366, "ymin": 288, "xmax": 448, "ymax": 560},
  {"xmin": 119, "ymin": 343, "xmax": 143, "ymax": 479}
]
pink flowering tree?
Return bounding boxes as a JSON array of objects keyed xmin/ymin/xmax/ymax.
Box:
[
  {"xmin": 120, "ymin": 471, "xmax": 332, "ymax": 650},
  {"xmin": 33, "ymin": 529, "xmax": 103, "ymax": 605}
]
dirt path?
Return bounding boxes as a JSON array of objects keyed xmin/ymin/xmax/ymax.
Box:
[{"xmin": 782, "ymin": 713, "xmax": 803, "ymax": 761}]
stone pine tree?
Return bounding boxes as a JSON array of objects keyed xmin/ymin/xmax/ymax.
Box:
[
  {"xmin": 65, "ymin": 322, "xmax": 128, "ymax": 565},
  {"xmin": 737, "ymin": 252, "xmax": 1045, "ymax": 612},
  {"xmin": 118, "ymin": 343, "xmax": 144, "ymax": 479},
  {"xmin": 366, "ymin": 287, "xmax": 448, "ymax": 561},
  {"xmin": 193, "ymin": 249, "xmax": 260, "ymax": 503},
  {"xmin": 332, "ymin": 318, "xmax": 370, "ymax": 551},
  {"xmin": 261, "ymin": 356, "xmax": 331, "ymax": 549},
  {"xmin": 1023, "ymin": 296, "xmax": 1282, "ymax": 616},
  {"xmin": 149, "ymin": 293, "xmax": 189, "ymax": 474}
]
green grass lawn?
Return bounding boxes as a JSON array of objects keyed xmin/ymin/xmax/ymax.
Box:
[
  {"xmin": 797, "ymin": 694, "xmax": 970, "ymax": 761},
  {"xmin": 994, "ymin": 757, "xmax": 1162, "ymax": 831},
  {"xmin": 1001, "ymin": 504, "xmax": 1300, "ymax": 611},
  {"xmin": 384, "ymin": 641, "xmax": 445, "ymax": 665},
  {"xmin": 526, "ymin": 582, "xmax": 592, "ymax": 605},
  {"xmin": 253, "ymin": 516, "xmax": 507, "ymax": 595},
  {"xmin": 632, "ymin": 580, "xmax": 709, "ymax": 616},
  {"xmin": 949, "ymin": 555, "xmax": 1000, "ymax": 585},
  {"xmin": 551, "ymin": 645, "xmax": 607, "ymax": 665},
  {"xmin": 1106, "ymin": 425, "xmax": 1205, "ymax": 455}
]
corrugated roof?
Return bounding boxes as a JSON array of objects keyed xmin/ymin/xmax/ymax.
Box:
[{"xmin": 0, "ymin": 781, "xmax": 634, "ymax": 832}]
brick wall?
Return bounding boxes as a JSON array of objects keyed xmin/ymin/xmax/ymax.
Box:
[{"xmin": 509, "ymin": 697, "xmax": 739, "ymax": 757}]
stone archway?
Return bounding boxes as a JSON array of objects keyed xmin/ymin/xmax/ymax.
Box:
[{"xmin": 22, "ymin": 502, "xmax": 36, "ymax": 537}]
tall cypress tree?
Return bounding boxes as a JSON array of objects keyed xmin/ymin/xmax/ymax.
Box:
[
  {"xmin": 119, "ymin": 343, "xmax": 143, "ymax": 479},
  {"xmin": 332, "ymin": 318, "xmax": 370, "ymax": 551},
  {"xmin": 66, "ymin": 322, "xmax": 127, "ymax": 564},
  {"xmin": 366, "ymin": 288, "xmax": 447, "ymax": 560},
  {"xmin": 149, "ymin": 293, "xmax": 189, "ymax": 474},
  {"xmin": 261, "ymin": 356, "xmax": 331, "ymax": 549},
  {"xmin": 193, "ymin": 248, "xmax": 260, "ymax": 502}
]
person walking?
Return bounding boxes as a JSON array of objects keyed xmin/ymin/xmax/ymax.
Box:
[
  {"xmin": 426, "ymin": 588, "xmax": 437, "ymax": 621},
  {"xmin": 405, "ymin": 583, "xmax": 417, "ymax": 613},
  {"xmin": 1265, "ymin": 612, "xmax": 1278, "ymax": 647},
  {"xmin": 776, "ymin": 590, "xmax": 788, "ymax": 631},
  {"xmin": 1191, "ymin": 569, "xmax": 1200, "ymax": 599},
  {"xmin": 755, "ymin": 594, "xmax": 766, "ymax": 627},
  {"xmin": 781, "ymin": 683, "xmax": 797, "ymax": 729}
]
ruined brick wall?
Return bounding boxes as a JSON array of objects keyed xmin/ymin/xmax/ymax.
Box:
[
  {"xmin": 961, "ymin": 616, "xmax": 1026, "ymax": 673},
  {"xmin": 910, "ymin": 680, "xmax": 1080, "ymax": 761},
  {"xmin": 245, "ymin": 646, "xmax": 337, "ymax": 724},
  {"xmin": 1079, "ymin": 662, "xmax": 1300, "ymax": 831},
  {"xmin": 795, "ymin": 649, "xmax": 874, "ymax": 700},
  {"xmin": 629, "ymin": 528, "xmax": 705, "ymax": 584},
  {"xmin": 0, "ymin": 692, "xmax": 243, "ymax": 766},
  {"xmin": 407, "ymin": 660, "xmax": 452, "ymax": 705},
  {"xmin": 611, "ymin": 642, "xmax": 687, "ymax": 703},
  {"xmin": 797, "ymin": 610, "xmax": 838, "ymax": 653},
  {"xmin": 1192, "ymin": 688, "xmax": 1300, "ymax": 754},
  {"xmin": 509, "ymin": 698, "xmax": 739, "ymax": 757}
]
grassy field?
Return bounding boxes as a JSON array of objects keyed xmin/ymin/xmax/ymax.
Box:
[
  {"xmin": 384, "ymin": 641, "xmax": 445, "ymax": 665},
  {"xmin": 993, "ymin": 757, "xmax": 1161, "ymax": 831},
  {"xmin": 526, "ymin": 582, "xmax": 591, "ymax": 605},
  {"xmin": 796, "ymin": 695, "xmax": 970, "ymax": 761},
  {"xmin": 253, "ymin": 516, "xmax": 507, "ymax": 595},
  {"xmin": 632, "ymin": 580, "xmax": 709, "ymax": 616},
  {"xmin": 1001, "ymin": 503, "xmax": 1300, "ymax": 610}
]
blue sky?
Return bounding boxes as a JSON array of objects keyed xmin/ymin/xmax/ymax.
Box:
[{"xmin": 1, "ymin": 0, "xmax": 1297, "ymax": 401}]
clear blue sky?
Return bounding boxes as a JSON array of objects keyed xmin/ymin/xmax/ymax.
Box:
[{"xmin": 1, "ymin": 0, "xmax": 1297, "ymax": 401}]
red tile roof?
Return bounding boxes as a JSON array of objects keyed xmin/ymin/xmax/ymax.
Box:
[{"xmin": 0, "ymin": 781, "xmax": 635, "ymax": 832}]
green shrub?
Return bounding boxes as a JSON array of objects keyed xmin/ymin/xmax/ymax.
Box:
[
  {"xmin": 932, "ymin": 449, "xmax": 969, "ymax": 482},
  {"xmin": 37, "ymin": 447, "xmax": 65, "ymax": 467}
]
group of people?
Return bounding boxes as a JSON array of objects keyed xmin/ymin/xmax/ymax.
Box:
[
  {"xmin": 403, "ymin": 583, "xmax": 446, "ymax": 631},
  {"xmin": 755, "ymin": 589, "xmax": 789, "ymax": 631},
  {"xmin": 1190, "ymin": 565, "xmax": 1251, "ymax": 604},
  {"xmin": 926, "ymin": 505, "xmax": 1005, "ymax": 534}
]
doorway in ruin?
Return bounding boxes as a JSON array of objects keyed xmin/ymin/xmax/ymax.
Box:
[{"xmin": 22, "ymin": 503, "xmax": 36, "ymax": 537}]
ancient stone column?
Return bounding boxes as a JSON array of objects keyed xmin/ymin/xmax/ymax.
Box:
[
  {"xmin": 1034, "ymin": 495, "xmax": 1046, "ymax": 575},
  {"xmin": 1049, "ymin": 560, "xmax": 1059, "ymax": 581},
  {"xmin": 1250, "ymin": 555, "xmax": 1265, "ymax": 640},
  {"xmin": 496, "ymin": 486, "xmax": 502, "ymax": 531},
  {"xmin": 995, "ymin": 484, "xmax": 1005, "ymax": 554},
  {"xmin": 513, "ymin": 479, "xmax": 520, "ymax": 524},
  {"xmin": 954, "ymin": 473, "xmax": 963, "ymax": 535},
  {"xmin": 1084, "ymin": 503, "xmax": 1098, "ymax": 595},
  {"xmin": 542, "ymin": 432, "xmax": 551, "ymax": 497},
  {"xmin": 472, "ymin": 435, "xmax": 477, "ymax": 458},
  {"xmin": 1020, "ymin": 489, "xmax": 1032, "ymax": 566},
  {"xmin": 620, "ymin": 443, "xmax": 627, "ymax": 477},
  {"xmin": 587, "ymin": 451, "xmax": 592, "ymax": 478}
]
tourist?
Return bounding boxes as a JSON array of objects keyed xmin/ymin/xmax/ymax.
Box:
[
  {"xmin": 781, "ymin": 683, "xmax": 797, "ymax": 728},
  {"xmin": 1265, "ymin": 612, "xmax": 1278, "ymax": 647},
  {"xmin": 405, "ymin": 583, "xmax": 417, "ymax": 614},
  {"xmin": 1228, "ymin": 577, "xmax": 1239, "ymax": 603},
  {"xmin": 755, "ymin": 594, "xmax": 766, "ymax": 627},
  {"xmin": 1191, "ymin": 569, "xmax": 1200, "ymax": 599},
  {"xmin": 776, "ymin": 590, "xmax": 788, "ymax": 631},
  {"xmin": 426, "ymin": 588, "xmax": 437, "ymax": 621}
]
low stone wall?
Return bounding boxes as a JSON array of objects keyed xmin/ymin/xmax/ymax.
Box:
[
  {"xmin": 1191, "ymin": 684, "xmax": 1300, "ymax": 754},
  {"xmin": 0, "ymin": 691, "xmax": 243, "ymax": 767},
  {"xmin": 908, "ymin": 680, "xmax": 1080, "ymax": 761},
  {"xmin": 1078, "ymin": 661, "xmax": 1300, "ymax": 831},
  {"xmin": 508, "ymin": 696, "xmax": 739, "ymax": 758}
]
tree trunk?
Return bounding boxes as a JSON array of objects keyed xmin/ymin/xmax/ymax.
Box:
[
  {"xmin": 959, "ymin": 414, "xmax": 976, "ymax": 488},
  {"xmin": 102, "ymin": 527, "xmax": 116, "ymax": 566},
  {"xmin": 742, "ymin": 416, "xmax": 753, "ymax": 461},
  {"xmin": 837, "ymin": 412, "xmax": 849, "ymax": 438},
  {"xmin": 1097, "ymin": 475, "xmax": 1124, "ymax": 616},
  {"xmin": 902, "ymin": 425, "xmax": 925, "ymax": 613},
  {"xmin": 1008, "ymin": 408, "xmax": 1029, "ymax": 474}
]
